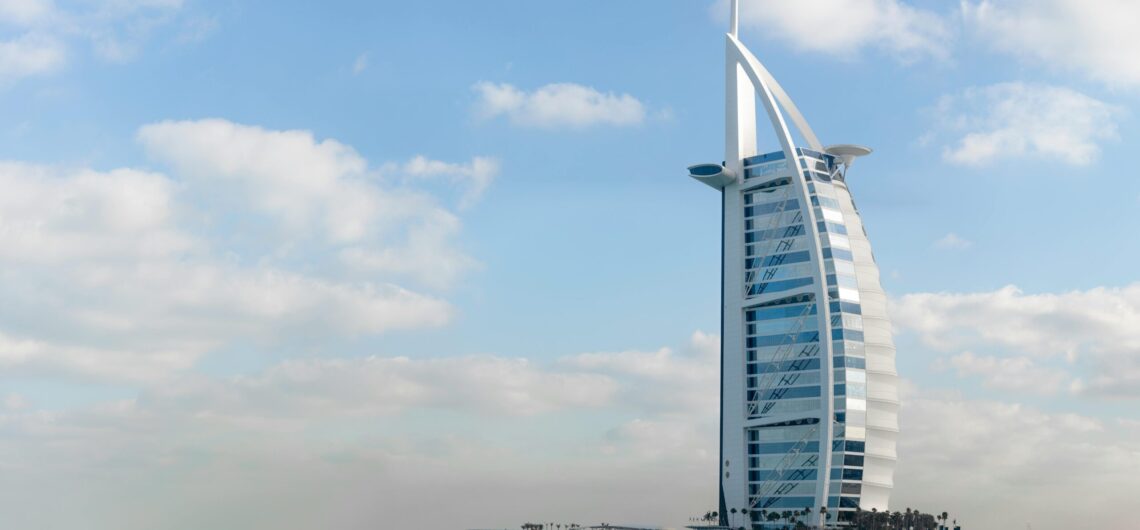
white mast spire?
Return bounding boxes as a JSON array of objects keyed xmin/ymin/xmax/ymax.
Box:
[{"xmin": 730, "ymin": 0, "xmax": 739, "ymax": 37}]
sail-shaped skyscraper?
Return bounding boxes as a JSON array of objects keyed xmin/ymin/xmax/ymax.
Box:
[{"xmin": 687, "ymin": 2, "xmax": 899, "ymax": 527}]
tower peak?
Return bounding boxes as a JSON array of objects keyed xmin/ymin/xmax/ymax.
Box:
[{"xmin": 730, "ymin": 0, "xmax": 739, "ymax": 37}]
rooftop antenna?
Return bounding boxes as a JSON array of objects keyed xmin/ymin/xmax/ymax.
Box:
[
  {"xmin": 730, "ymin": 0, "xmax": 739, "ymax": 37},
  {"xmin": 825, "ymin": 144, "xmax": 872, "ymax": 179}
]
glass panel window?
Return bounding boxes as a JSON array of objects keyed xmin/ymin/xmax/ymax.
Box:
[
  {"xmin": 841, "ymin": 314, "xmax": 864, "ymax": 330},
  {"xmin": 746, "ymin": 199, "xmax": 801, "ymax": 217},
  {"xmin": 746, "ymin": 224, "xmax": 806, "ymax": 243},
  {"xmin": 747, "ymin": 250, "xmax": 811, "ymax": 269},
  {"xmin": 754, "ymin": 496, "xmax": 816, "ymax": 510},
  {"xmin": 747, "ymin": 331, "xmax": 820, "ymax": 349},
  {"xmin": 747, "ymin": 304, "xmax": 817, "ymax": 321},
  {"xmin": 744, "ymin": 150, "xmax": 786, "ymax": 166},
  {"xmin": 823, "ymin": 248, "xmax": 853, "ymax": 261},
  {"xmin": 751, "ymin": 358, "xmax": 821, "ymax": 373},
  {"xmin": 751, "ymin": 441, "xmax": 821, "ymax": 454},
  {"xmin": 822, "ymin": 208, "xmax": 844, "ymax": 223},
  {"xmin": 748, "ymin": 277, "xmax": 814, "ymax": 296}
]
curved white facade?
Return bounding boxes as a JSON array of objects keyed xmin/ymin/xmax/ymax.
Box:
[{"xmin": 688, "ymin": 2, "xmax": 898, "ymax": 527}]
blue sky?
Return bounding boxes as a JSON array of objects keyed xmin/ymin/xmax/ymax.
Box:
[{"xmin": 1, "ymin": 1, "xmax": 1139, "ymax": 529}]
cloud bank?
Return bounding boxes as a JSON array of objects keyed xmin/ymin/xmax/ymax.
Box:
[
  {"xmin": 963, "ymin": 0, "xmax": 1140, "ymax": 89},
  {"xmin": 893, "ymin": 284, "xmax": 1140, "ymax": 399},
  {"xmin": 931, "ymin": 82, "xmax": 1119, "ymax": 166},
  {"xmin": 0, "ymin": 119, "xmax": 495, "ymax": 382}
]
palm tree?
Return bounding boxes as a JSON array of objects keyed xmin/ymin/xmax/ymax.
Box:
[
  {"xmin": 730, "ymin": 508, "xmax": 738, "ymax": 527},
  {"xmin": 742, "ymin": 508, "xmax": 750, "ymax": 525},
  {"xmin": 818, "ymin": 506, "xmax": 828, "ymax": 529}
]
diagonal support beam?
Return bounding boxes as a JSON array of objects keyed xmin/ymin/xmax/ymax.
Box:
[{"xmin": 727, "ymin": 34, "xmax": 824, "ymax": 153}]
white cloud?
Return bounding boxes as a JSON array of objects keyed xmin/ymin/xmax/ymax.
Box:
[
  {"xmin": 0, "ymin": 243, "xmax": 453, "ymax": 382},
  {"xmin": 963, "ymin": 0, "xmax": 1140, "ymax": 89},
  {"xmin": 2, "ymin": 393, "xmax": 28, "ymax": 411},
  {"xmin": 2, "ymin": 320, "xmax": 1137, "ymax": 530},
  {"xmin": 66, "ymin": 0, "xmax": 189, "ymax": 62},
  {"xmin": 562, "ymin": 331, "xmax": 720, "ymax": 416},
  {"xmin": 0, "ymin": 331, "xmax": 1136, "ymax": 530},
  {"xmin": 148, "ymin": 354, "xmax": 620, "ymax": 420},
  {"xmin": 336, "ymin": 213, "xmax": 477, "ymax": 290},
  {"xmin": 0, "ymin": 32, "xmax": 65, "ymax": 80},
  {"xmin": 0, "ymin": 0, "xmax": 52, "ymax": 26},
  {"xmin": 473, "ymin": 81, "xmax": 646, "ymax": 129},
  {"xmin": 895, "ymin": 395, "xmax": 1138, "ymax": 530},
  {"xmin": 561, "ymin": 331, "xmax": 720, "ymax": 466},
  {"xmin": 0, "ymin": 333, "xmax": 718, "ymax": 530},
  {"xmin": 1070, "ymin": 358, "xmax": 1140, "ymax": 400},
  {"xmin": 0, "ymin": 0, "xmax": 186, "ymax": 79},
  {"xmin": 0, "ymin": 330, "xmax": 201, "ymax": 381},
  {"xmin": 933, "ymin": 232, "xmax": 972, "ymax": 250},
  {"xmin": 602, "ymin": 417, "xmax": 713, "ymax": 462},
  {"xmin": 942, "ymin": 351, "xmax": 1068, "ymax": 394},
  {"xmin": 139, "ymin": 119, "xmax": 374, "ymax": 242},
  {"xmin": 397, "ymin": 154, "xmax": 500, "ymax": 208},
  {"xmin": 138, "ymin": 119, "xmax": 481, "ymax": 288},
  {"xmin": 892, "ymin": 284, "xmax": 1140, "ymax": 399},
  {"xmin": 0, "ymin": 0, "xmax": 205, "ymax": 82},
  {"xmin": 0, "ymin": 120, "xmax": 494, "ymax": 381},
  {"xmin": 933, "ymin": 82, "xmax": 1119, "ymax": 166},
  {"xmin": 0, "ymin": 162, "xmax": 193, "ymax": 263},
  {"xmin": 724, "ymin": 0, "xmax": 951, "ymax": 61}
]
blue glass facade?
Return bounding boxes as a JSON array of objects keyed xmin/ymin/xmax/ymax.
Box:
[{"xmin": 739, "ymin": 149, "xmax": 871, "ymax": 525}]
